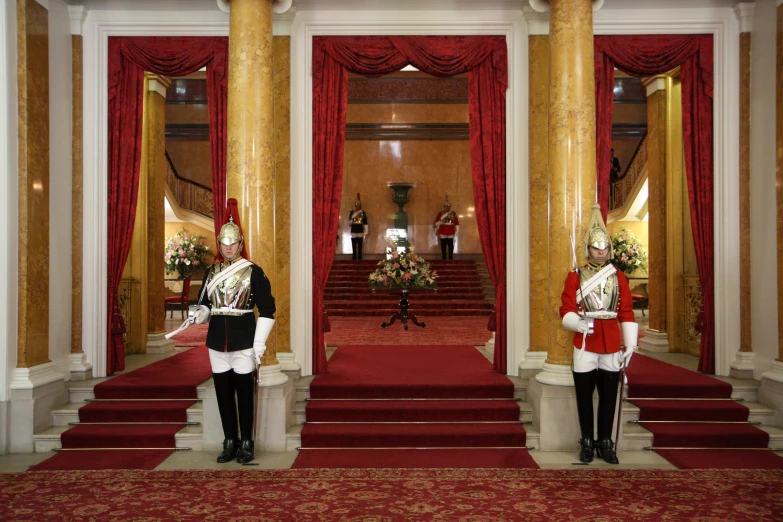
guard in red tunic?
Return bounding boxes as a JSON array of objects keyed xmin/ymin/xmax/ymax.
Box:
[
  {"xmin": 560, "ymin": 203, "xmax": 638, "ymax": 464},
  {"xmin": 434, "ymin": 196, "xmax": 459, "ymax": 260}
]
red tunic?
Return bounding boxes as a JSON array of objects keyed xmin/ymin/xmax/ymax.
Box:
[
  {"xmin": 559, "ymin": 267, "xmax": 636, "ymax": 354},
  {"xmin": 435, "ymin": 210, "xmax": 459, "ymax": 237}
]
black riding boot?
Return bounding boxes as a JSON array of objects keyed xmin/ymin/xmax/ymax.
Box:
[
  {"xmin": 573, "ymin": 370, "xmax": 598, "ymax": 463},
  {"xmin": 212, "ymin": 370, "xmax": 238, "ymax": 463},
  {"xmin": 596, "ymin": 369, "xmax": 621, "ymax": 464},
  {"xmin": 234, "ymin": 371, "xmax": 256, "ymax": 464}
]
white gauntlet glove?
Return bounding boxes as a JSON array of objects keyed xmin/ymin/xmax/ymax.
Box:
[
  {"xmin": 190, "ymin": 305, "xmax": 211, "ymax": 324},
  {"xmin": 621, "ymin": 321, "xmax": 639, "ymax": 366},
  {"xmin": 253, "ymin": 317, "xmax": 276, "ymax": 365},
  {"xmin": 562, "ymin": 312, "xmax": 593, "ymax": 335}
]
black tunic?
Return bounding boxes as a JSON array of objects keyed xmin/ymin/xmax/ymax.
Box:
[{"xmin": 198, "ymin": 262, "xmax": 276, "ymax": 352}]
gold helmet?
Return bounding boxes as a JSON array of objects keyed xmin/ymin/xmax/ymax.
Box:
[
  {"xmin": 217, "ymin": 198, "xmax": 245, "ymax": 261},
  {"xmin": 583, "ymin": 202, "xmax": 613, "ymax": 260}
]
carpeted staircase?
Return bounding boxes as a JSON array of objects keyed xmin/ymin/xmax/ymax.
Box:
[
  {"xmin": 622, "ymin": 354, "xmax": 783, "ymax": 469},
  {"xmin": 325, "ymin": 259, "xmax": 493, "ymax": 317},
  {"xmin": 292, "ymin": 345, "xmax": 537, "ymax": 468},
  {"xmin": 30, "ymin": 347, "xmax": 211, "ymax": 471}
]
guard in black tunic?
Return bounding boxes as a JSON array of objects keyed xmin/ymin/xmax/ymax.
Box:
[
  {"xmin": 348, "ymin": 193, "xmax": 368, "ymax": 260},
  {"xmin": 192, "ymin": 198, "xmax": 276, "ymax": 464}
]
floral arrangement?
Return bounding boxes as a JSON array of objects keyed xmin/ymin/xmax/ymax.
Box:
[
  {"xmin": 612, "ymin": 226, "xmax": 648, "ymax": 276},
  {"xmin": 164, "ymin": 230, "xmax": 212, "ymax": 279},
  {"xmin": 368, "ymin": 249, "xmax": 438, "ymax": 290}
]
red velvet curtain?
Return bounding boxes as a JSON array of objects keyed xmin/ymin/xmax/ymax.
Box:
[
  {"xmin": 312, "ymin": 36, "xmax": 508, "ymax": 373},
  {"xmin": 594, "ymin": 35, "xmax": 715, "ymax": 372},
  {"xmin": 107, "ymin": 37, "xmax": 228, "ymax": 375}
]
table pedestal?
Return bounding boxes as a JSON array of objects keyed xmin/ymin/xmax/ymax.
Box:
[{"xmin": 381, "ymin": 288, "xmax": 426, "ymax": 330}]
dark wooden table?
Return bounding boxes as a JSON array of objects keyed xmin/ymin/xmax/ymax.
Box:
[{"xmin": 379, "ymin": 288, "xmax": 427, "ymax": 331}]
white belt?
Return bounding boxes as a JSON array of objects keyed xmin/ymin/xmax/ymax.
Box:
[
  {"xmin": 211, "ymin": 308, "xmax": 254, "ymax": 317},
  {"xmin": 584, "ymin": 311, "xmax": 618, "ymax": 320}
]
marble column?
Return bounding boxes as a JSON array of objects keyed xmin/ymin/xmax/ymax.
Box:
[
  {"xmin": 273, "ymin": 35, "xmax": 297, "ymax": 373},
  {"xmin": 525, "ymin": 34, "xmax": 551, "ymax": 375},
  {"xmin": 536, "ymin": 0, "xmax": 597, "ymax": 386},
  {"xmin": 145, "ymin": 74, "xmax": 175, "ymax": 354},
  {"xmin": 16, "ymin": 0, "xmax": 51, "ymax": 371},
  {"xmin": 639, "ymin": 76, "xmax": 670, "ymax": 353},
  {"xmin": 733, "ymin": 2, "xmax": 755, "ymax": 377},
  {"xmin": 10, "ymin": 0, "xmax": 67, "ymax": 454},
  {"xmin": 70, "ymin": 33, "xmax": 90, "ymax": 379},
  {"xmin": 226, "ymin": 0, "xmax": 286, "ymax": 386}
]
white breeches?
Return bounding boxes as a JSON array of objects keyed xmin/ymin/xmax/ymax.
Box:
[
  {"xmin": 572, "ymin": 347, "xmax": 622, "ymax": 373},
  {"xmin": 208, "ymin": 348, "xmax": 255, "ymax": 375}
]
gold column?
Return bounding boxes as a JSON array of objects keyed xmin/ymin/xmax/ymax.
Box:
[
  {"xmin": 541, "ymin": 0, "xmax": 596, "ymax": 379},
  {"xmin": 273, "ymin": 36, "xmax": 293, "ymax": 365},
  {"xmin": 529, "ymin": 35, "xmax": 550, "ymax": 356},
  {"xmin": 17, "ymin": 0, "xmax": 50, "ymax": 369},
  {"xmin": 643, "ymin": 76, "xmax": 668, "ymax": 337},
  {"xmin": 144, "ymin": 74, "xmax": 174, "ymax": 353},
  {"xmin": 226, "ymin": 0, "xmax": 287, "ymax": 384},
  {"xmin": 70, "ymin": 34, "xmax": 91, "ymax": 377},
  {"xmin": 777, "ymin": 4, "xmax": 783, "ymax": 363}
]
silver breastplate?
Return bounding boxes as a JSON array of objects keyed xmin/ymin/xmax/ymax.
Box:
[
  {"xmin": 351, "ymin": 210, "xmax": 365, "ymax": 224},
  {"xmin": 579, "ymin": 266, "xmax": 619, "ymax": 314},
  {"xmin": 206, "ymin": 262, "xmax": 253, "ymax": 310}
]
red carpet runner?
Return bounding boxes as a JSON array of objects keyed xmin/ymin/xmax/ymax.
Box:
[
  {"xmin": 7, "ymin": 468, "xmax": 783, "ymax": 520},
  {"xmin": 625, "ymin": 354, "xmax": 783, "ymax": 469},
  {"xmin": 325, "ymin": 259, "xmax": 493, "ymax": 316},
  {"xmin": 293, "ymin": 345, "xmax": 537, "ymax": 468},
  {"xmin": 29, "ymin": 346, "xmax": 212, "ymax": 471}
]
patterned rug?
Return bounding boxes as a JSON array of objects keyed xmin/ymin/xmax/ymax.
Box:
[
  {"xmin": 324, "ymin": 316, "xmax": 493, "ymax": 346},
  {"xmin": 6, "ymin": 469, "xmax": 782, "ymax": 520}
]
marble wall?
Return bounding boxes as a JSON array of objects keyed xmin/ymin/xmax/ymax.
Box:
[{"xmin": 341, "ymin": 103, "xmax": 479, "ymax": 256}]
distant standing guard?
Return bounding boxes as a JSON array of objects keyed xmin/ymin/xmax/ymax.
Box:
[
  {"xmin": 434, "ymin": 195, "xmax": 459, "ymax": 260},
  {"xmin": 348, "ymin": 193, "xmax": 368, "ymax": 260},
  {"xmin": 559, "ymin": 203, "xmax": 638, "ymax": 465},
  {"xmin": 192, "ymin": 198, "xmax": 276, "ymax": 465}
]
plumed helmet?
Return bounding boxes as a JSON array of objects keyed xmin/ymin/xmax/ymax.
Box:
[
  {"xmin": 354, "ymin": 193, "xmax": 362, "ymax": 209},
  {"xmin": 444, "ymin": 195, "xmax": 451, "ymax": 209},
  {"xmin": 217, "ymin": 198, "xmax": 246, "ymax": 261},
  {"xmin": 583, "ymin": 202, "xmax": 613, "ymax": 260}
]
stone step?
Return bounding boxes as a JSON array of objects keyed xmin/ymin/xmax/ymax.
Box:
[
  {"xmin": 286, "ymin": 423, "xmax": 303, "ymax": 451},
  {"xmin": 33, "ymin": 424, "xmax": 202, "ymax": 452},
  {"xmin": 51, "ymin": 402, "xmax": 204, "ymax": 426}
]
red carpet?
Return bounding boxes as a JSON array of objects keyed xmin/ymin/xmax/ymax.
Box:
[
  {"xmin": 324, "ymin": 316, "xmax": 493, "ymax": 346},
  {"xmin": 326, "ymin": 259, "xmax": 493, "ymax": 316},
  {"xmin": 293, "ymin": 448, "xmax": 539, "ymax": 468},
  {"xmin": 29, "ymin": 347, "xmax": 212, "ymax": 471},
  {"xmin": 6, "ymin": 469, "xmax": 783, "ymax": 520},
  {"xmin": 168, "ymin": 324, "xmax": 208, "ymax": 347},
  {"xmin": 295, "ymin": 345, "xmax": 534, "ymax": 468},
  {"xmin": 626, "ymin": 354, "xmax": 783, "ymax": 469}
]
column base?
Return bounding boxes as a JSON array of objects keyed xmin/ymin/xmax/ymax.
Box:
[
  {"xmin": 518, "ymin": 350, "xmax": 546, "ymax": 380},
  {"xmin": 202, "ymin": 374, "xmax": 295, "ymax": 452},
  {"xmin": 527, "ymin": 377, "xmax": 580, "ymax": 451},
  {"xmin": 730, "ymin": 351, "xmax": 755, "ymax": 379},
  {"xmin": 146, "ymin": 332, "xmax": 175, "ymax": 354},
  {"xmin": 276, "ymin": 351, "xmax": 300, "ymax": 372},
  {"xmin": 9, "ymin": 363, "xmax": 67, "ymax": 453},
  {"xmin": 69, "ymin": 352, "xmax": 93, "ymax": 381},
  {"xmin": 534, "ymin": 362, "xmax": 574, "ymax": 387},
  {"xmin": 485, "ymin": 332, "xmax": 496, "ymax": 353},
  {"xmin": 760, "ymin": 361, "xmax": 783, "ymax": 427},
  {"xmin": 259, "ymin": 363, "xmax": 289, "ymax": 387},
  {"xmin": 639, "ymin": 330, "xmax": 669, "ymax": 353}
]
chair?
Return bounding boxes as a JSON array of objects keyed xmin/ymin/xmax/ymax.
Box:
[
  {"xmin": 164, "ymin": 277, "xmax": 192, "ymax": 320},
  {"xmin": 630, "ymin": 283, "xmax": 648, "ymax": 317}
]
